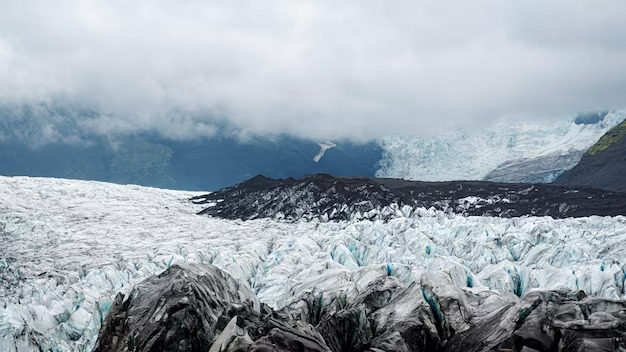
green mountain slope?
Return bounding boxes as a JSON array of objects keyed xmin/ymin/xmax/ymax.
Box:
[{"xmin": 556, "ymin": 119, "xmax": 626, "ymax": 192}]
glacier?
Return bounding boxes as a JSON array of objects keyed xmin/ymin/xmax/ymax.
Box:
[
  {"xmin": 1, "ymin": 176, "xmax": 626, "ymax": 351},
  {"xmin": 376, "ymin": 110, "xmax": 626, "ymax": 182}
]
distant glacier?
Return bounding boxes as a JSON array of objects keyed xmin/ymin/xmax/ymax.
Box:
[{"xmin": 376, "ymin": 110, "xmax": 625, "ymax": 183}]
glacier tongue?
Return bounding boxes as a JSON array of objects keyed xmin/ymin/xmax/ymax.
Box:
[
  {"xmin": 0, "ymin": 176, "xmax": 626, "ymax": 351},
  {"xmin": 377, "ymin": 110, "xmax": 626, "ymax": 182}
]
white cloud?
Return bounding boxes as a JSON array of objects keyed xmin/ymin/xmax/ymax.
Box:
[{"xmin": 1, "ymin": 0, "xmax": 626, "ymax": 141}]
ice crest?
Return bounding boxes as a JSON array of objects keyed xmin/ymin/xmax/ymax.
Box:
[{"xmin": 0, "ymin": 176, "xmax": 625, "ymax": 350}]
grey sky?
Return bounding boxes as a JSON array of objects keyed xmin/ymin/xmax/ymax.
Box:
[{"xmin": 1, "ymin": 0, "xmax": 626, "ymax": 141}]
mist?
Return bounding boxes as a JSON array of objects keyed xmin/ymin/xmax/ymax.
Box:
[{"xmin": 2, "ymin": 0, "xmax": 626, "ymax": 142}]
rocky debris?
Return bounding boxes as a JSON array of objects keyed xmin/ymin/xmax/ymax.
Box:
[
  {"xmin": 192, "ymin": 174, "xmax": 626, "ymax": 221},
  {"xmin": 95, "ymin": 265, "xmax": 626, "ymax": 352},
  {"xmin": 94, "ymin": 264, "xmax": 259, "ymax": 352},
  {"xmin": 369, "ymin": 282, "xmax": 440, "ymax": 351},
  {"xmin": 445, "ymin": 290, "xmax": 626, "ymax": 352},
  {"xmin": 248, "ymin": 318, "xmax": 332, "ymax": 352}
]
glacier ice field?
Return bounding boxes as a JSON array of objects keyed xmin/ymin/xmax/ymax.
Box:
[
  {"xmin": 1, "ymin": 176, "xmax": 625, "ymax": 351},
  {"xmin": 377, "ymin": 110, "xmax": 626, "ymax": 182}
]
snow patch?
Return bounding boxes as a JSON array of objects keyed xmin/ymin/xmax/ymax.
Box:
[{"xmin": 313, "ymin": 142, "xmax": 337, "ymax": 162}]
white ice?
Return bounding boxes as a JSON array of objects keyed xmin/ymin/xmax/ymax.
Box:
[
  {"xmin": 376, "ymin": 110, "xmax": 626, "ymax": 181},
  {"xmin": 0, "ymin": 176, "xmax": 625, "ymax": 351}
]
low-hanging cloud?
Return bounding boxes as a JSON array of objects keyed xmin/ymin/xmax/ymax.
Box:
[{"xmin": 1, "ymin": 0, "xmax": 626, "ymax": 142}]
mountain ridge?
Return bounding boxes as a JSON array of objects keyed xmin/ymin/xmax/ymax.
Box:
[
  {"xmin": 556, "ymin": 118, "xmax": 626, "ymax": 192},
  {"xmin": 1, "ymin": 101, "xmax": 624, "ymax": 190},
  {"xmin": 193, "ymin": 173, "xmax": 626, "ymax": 220}
]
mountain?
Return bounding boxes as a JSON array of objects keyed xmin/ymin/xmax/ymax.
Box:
[
  {"xmin": 555, "ymin": 118, "xmax": 626, "ymax": 192},
  {"xmin": 2, "ymin": 176, "xmax": 626, "ymax": 351},
  {"xmin": 1, "ymin": 100, "xmax": 624, "ymax": 190},
  {"xmin": 0, "ymin": 102, "xmax": 381, "ymax": 190},
  {"xmin": 192, "ymin": 174, "xmax": 626, "ymax": 220},
  {"xmin": 0, "ymin": 134, "xmax": 381, "ymax": 191}
]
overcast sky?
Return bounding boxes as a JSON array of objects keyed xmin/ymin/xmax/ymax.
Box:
[{"xmin": 1, "ymin": 0, "xmax": 626, "ymax": 141}]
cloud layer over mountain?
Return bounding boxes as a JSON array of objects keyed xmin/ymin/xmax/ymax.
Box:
[{"xmin": 2, "ymin": 1, "xmax": 626, "ymax": 141}]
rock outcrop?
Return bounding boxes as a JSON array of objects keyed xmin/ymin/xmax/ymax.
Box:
[
  {"xmin": 445, "ymin": 290, "xmax": 626, "ymax": 352},
  {"xmin": 94, "ymin": 264, "xmax": 259, "ymax": 352},
  {"xmin": 95, "ymin": 264, "xmax": 626, "ymax": 352},
  {"xmin": 192, "ymin": 174, "xmax": 626, "ymax": 221}
]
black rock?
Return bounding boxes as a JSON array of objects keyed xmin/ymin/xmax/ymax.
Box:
[
  {"xmin": 445, "ymin": 290, "xmax": 626, "ymax": 352},
  {"xmin": 370, "ymin": 282, "xmax": 440, "ymax": 352},
  {"xmin": 95, "ymin": 265, "xmax": 626, "ymax": 352},
  {"xmin": 94, "ymin": 264, "xmax": 259, "ymax": 352},
  {"xmin": 192, "ymin": 174, "xmax": 626, "ymax": 221},
  {"xmin": 316, "ymin": 307, "xmax": 373, "ymax": 352},
  {"xmin": 248, "ymin": 317, "xmax": 332, "ymax": 352}
]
